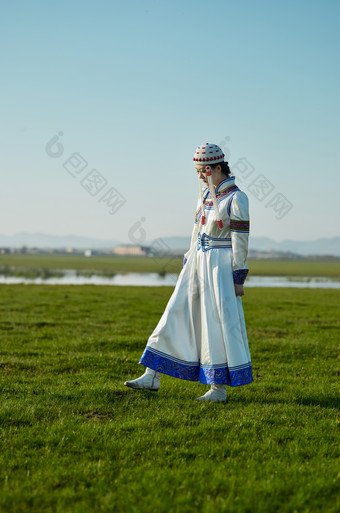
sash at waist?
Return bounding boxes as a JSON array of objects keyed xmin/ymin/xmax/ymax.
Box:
[{"xmin": 197, "ymin": 232, "xmax": 232, "ymax": 252}]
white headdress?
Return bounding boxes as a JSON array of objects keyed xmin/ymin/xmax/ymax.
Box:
[{"xmin": 193, "ymin": 143, "xmax": 225, "ymax": 229}]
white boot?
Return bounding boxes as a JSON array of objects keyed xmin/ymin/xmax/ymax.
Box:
[
  {"xmin": 196, "ymin": 384, "xmax": 226, "ymax": 402},
  {"xmin": 124, "ymin": 367, "xmax": 161, "ymax": 391}
]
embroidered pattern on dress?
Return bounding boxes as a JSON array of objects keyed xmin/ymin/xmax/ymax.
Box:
[
  {"xmin": 195, "ymin": 185, "xmax": 239, "ymax": 222},
  {"xmin": 215, "ymin": 177, "xmax": 235, "ymax": 192},
  {"xmin": 230, "ymin": 220, "xmax": 250, "ymax": 232},
  {"xmin": 139, "ymin": 347, "xmax": 253, "ymax": 386},
  {"xmin": 204, "ymin": 185, "xmax": 239, "ymax": 207}
]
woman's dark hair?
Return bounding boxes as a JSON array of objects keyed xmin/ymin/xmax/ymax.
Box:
[{"xmin": 209, "ymin": 161, "xmax": 231, "ymax": 177}]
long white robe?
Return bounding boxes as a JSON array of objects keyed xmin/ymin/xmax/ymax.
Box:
[{"xmin": 139, "ymin": 175, "xmax": 253, "ymax": 386}]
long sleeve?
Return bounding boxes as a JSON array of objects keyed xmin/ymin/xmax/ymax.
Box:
[{"xmin": 230, "ymin": 190, "xmax": 250, "ymax": 284}]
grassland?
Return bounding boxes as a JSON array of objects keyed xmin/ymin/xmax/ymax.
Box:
[
  {"xmin": 0, "ymin": 254, "xmax": 340, "ymax": 278},
  {"xmin": 0, "ymin": 284, "xmax": 339, "ymax": 512}
]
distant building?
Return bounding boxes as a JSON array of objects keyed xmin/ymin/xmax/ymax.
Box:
[
  {"xmin": 84, "ymin": 249, "xmax": 92, "ymax": 257},
  {"xmin": 113, "ymin": 245, "xmax": 150, "ymax": 256}
]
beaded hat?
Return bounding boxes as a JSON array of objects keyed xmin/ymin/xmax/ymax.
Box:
[{"xmin": 193, "ymin": 143, "xmax": 225, "ymax": 164}]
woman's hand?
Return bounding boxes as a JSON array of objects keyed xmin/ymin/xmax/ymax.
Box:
[{"xmin": 234, "ymin": 284, "xmax": 244, "ymax": 296}]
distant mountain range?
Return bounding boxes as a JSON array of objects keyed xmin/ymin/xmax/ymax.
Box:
[
  {"xmin": 147, "ymin": 235, "xmax": 340, "ymax": 256},
  {"xmin": 0, "ymin": 232, "xmax": 120, "ymax": 249},
  {"xmin": 0, "ymin": 232, "xmax": 340, "ymax": 256},
  {"xmin": 248, "ymin": 236, "xmax": 340, "ymax": 256}
]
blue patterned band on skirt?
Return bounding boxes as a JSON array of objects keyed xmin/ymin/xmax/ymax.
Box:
[{"xmin": 140, "ymin": 347, "xmax": 253, "ymax": 387}]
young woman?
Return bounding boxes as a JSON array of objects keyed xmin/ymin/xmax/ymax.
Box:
[{"xmin": 124, "ymin": 143, "xmax": 253, "ymax": 402}]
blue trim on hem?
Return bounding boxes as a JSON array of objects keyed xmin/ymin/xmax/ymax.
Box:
[{"xmin": 139, "ymin": 347, "xmax": 253, "ymax": 387}]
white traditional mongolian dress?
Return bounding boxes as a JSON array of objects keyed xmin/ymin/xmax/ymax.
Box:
[{"xmin": 139, "ymin": 174, "xmax": 253, "ymax": 387}]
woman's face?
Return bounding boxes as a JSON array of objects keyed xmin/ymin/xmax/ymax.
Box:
[
  {"xmin": 195, "ymin": 165, "xmax": 224, "ymax": 187},
  {"xmin": 196, "ymin": 165, "xmax": 208, "ymax": 184}
]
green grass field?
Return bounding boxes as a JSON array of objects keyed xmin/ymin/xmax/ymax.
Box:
[
  {"xmin": 0, "ymin": 284, "xmax": 339, "ymax": 512},
  {"xmin": 1, "ymin": 254, "xmax": 340, "ymax": 278}
]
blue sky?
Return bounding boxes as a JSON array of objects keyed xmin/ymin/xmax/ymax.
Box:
[{"xmin": 1, "ymin": 0, "xmax": 339, "ymax": 244}]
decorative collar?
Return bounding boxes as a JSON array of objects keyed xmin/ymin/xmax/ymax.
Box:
[{"xmin": 215, "ymin": 175, "xmax": 236, "ymax": 194}]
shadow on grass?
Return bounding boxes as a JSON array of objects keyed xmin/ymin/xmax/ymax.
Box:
[
  {"xmin": 295, "ymin": 396, "xmax": 340, "ymax": 410},
  {"xmin": 230, "ymin": 393, "xmax": 339, "ymax": 410},
  {"xmin": 102, "ymin": 384, "xmax": 340, "ymax": 411},
  {"xmin": 107, "ymin": 389, "xmax": 160, "ymax": 403}
]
